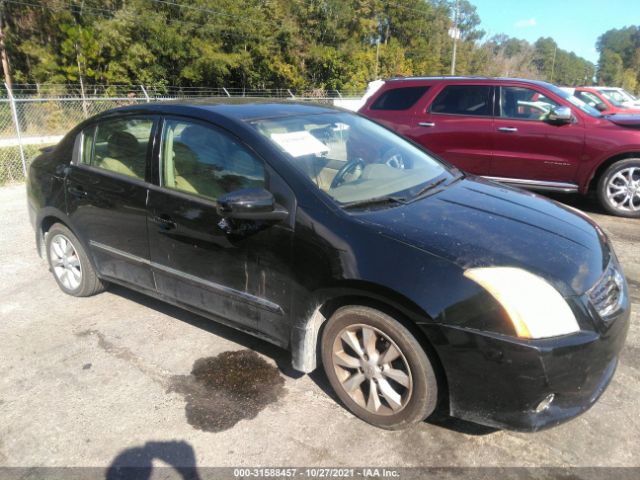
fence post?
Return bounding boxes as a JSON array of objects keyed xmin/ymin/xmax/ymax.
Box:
[
  {"xmin": 140, "ymin": 84, "xmax": 150, "ymax": 103},
  {"xmin": 4, "ymin": 82, "xmax": 26, "ymax": 178}
]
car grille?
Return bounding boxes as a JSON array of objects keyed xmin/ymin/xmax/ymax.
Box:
[{"xmin": 587, "ymin": 258, "xmax": 626, "ymax": 320}]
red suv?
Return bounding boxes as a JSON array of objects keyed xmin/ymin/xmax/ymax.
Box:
[{"xmin": 359, "ymin": 77, "xmax": 640, "ymax": 217}]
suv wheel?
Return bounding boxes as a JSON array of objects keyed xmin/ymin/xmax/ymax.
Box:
[
  {"xmin": 46, "ymin": 223, "xmax": 105, "ymax": 297},
  {"xmin": 321, "ymin": 306, "xmax": 438, "ymax": 430},
  {"xmin": 597, "ymin": 159, "xmax": 640, "ymax": 217}
]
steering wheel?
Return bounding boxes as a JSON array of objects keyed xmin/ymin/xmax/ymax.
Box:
[
  {"xmin": 382, "ymin": 148, "xmax": 407, "ymax": 169},
  {"xmin": 330, "ymin": 158, "xmax": 365, "ymax": 189}
]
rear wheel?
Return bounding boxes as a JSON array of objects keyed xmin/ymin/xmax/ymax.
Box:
[
  {"xmin": 321, "ymin": 306, "xmax": 438, "ymax": 430},
  {"xmin": 597, "ymin": 159, "xmax": 640, "ymax": 217},
  {"xmin": 46, "ymin": 223, "xmax": 105, "ymax": 297}
]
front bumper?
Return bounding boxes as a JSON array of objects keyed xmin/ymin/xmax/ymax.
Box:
[{"xmin": 423, "ymin": 296, "xmax": 630, "ymax": 432}]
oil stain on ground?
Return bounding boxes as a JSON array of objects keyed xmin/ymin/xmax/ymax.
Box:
[{"xmin": 168, "ymin": 349, "xmax": 285, "ymax": 432}]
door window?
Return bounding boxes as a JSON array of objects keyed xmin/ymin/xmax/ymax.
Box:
[
  {"xmin": 575, "ymin": 91, "xmax": 603, "ymax": 108},
  {"xmin": 499, "ymin": 87, "xmax": 560, "ymax": 121},
  {"xmin": 161, "ymin": 119, "xmax": 265, "ymax": 200},
  {"xmin": 430, "ymin": 85, "xmax": 492, "ymax": 116},
  {"xmin": 81, "ymin": 117, "xmax": 154, "ymax": 179},
  {"xmin": 80, "ymin": 126, "xmax": 95, "ymax": 166}
]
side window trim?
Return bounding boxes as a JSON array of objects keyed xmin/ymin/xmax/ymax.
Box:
[
  {"xmin": 72, "ymin": 129, "xmax": 83, "ymax": 165},
  {"xmin": 73, "ymin": 124, "xmax": 96, "ymax": 166},
  {"xmin": 428, "ymin": 84, "xmax": 495, "ymax": 118}
]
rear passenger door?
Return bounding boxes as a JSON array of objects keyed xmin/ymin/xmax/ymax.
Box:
[
  {"xmin": 146, "ymin": 117, "xmax": 294, "ymax": 346},
  {"xmin": 408, "ymin": 84, "xmax": 495, "ymax": 175},
  {"xmin": 66, "ymin": 115, "xmax": 157, "ymax": 290}
]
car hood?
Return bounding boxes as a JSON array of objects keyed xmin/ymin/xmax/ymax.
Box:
[
  {"xmin": 355, "ymin": 177, "xmax": 610, "ymax": 297},
  {"xmin": 606, "ymin": 114, "xmax": 640, "ymax": 128}
]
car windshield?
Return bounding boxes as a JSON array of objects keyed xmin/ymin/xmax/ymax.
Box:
[
  {"xmin": 250, "ymin": 112, "xmax": 451, "ymax": 205},
  {"xmin": 546, "ymin": 84, "xmax": 602, "ymax": 117}
]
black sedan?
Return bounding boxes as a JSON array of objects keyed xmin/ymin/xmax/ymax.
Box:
[{"xmin": 27, "ymin": 100, "xmax": 630, "ymax": 431}]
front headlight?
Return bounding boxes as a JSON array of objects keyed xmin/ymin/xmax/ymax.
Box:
[{"xmin": 464, "ymin": 267, "xmax": 580, "ymax": 339}]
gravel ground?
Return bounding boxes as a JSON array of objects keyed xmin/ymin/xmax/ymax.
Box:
[{"xmin": 0, "ymin": 183, "xmax": 638, "ymax": 470}]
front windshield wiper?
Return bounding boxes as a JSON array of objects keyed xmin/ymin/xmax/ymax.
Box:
[
  {"xmin": 409, "ymin": 177, "xmax": 447, "ymax": 201},
  {"xmin": 340, "ymin": 194, "xmax": 407, "ymax": 210}
]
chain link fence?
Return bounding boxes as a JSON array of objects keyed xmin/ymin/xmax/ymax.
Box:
[{"xmin": 0, "ymin": 84, "xmax": 365, "ymax": 185}]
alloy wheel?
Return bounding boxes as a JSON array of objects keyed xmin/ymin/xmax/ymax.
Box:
[
  {"xmin": 331, "ymin": 324, "xmax": 413, "ymax": 415},
  {"xmin": 49, "ymin": 234, "xmax": 83, "ymax": 291},
  {"xmin": 606, "ymin": 167, "xmax": 640, "ymax": 212},
  {"xmin": 385, "ymin": 152, "xmax": 406, "ymax": 169}
]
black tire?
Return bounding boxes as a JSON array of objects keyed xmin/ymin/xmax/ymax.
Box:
[
  {"xmin": 597, "ymin": 158, "xmax": 640, "ymax": 218},
  {"xmin": 45, "ymin": 223, "xmax": 105, "ymax": 297},
  {"xmin": 321, "ymin": 306, "xmax": 438, "ymax": 430}
]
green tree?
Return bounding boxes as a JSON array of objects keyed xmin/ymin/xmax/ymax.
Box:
[{"xmin": 598, "ymin": 49, "xmax": 624, "ymax": 86}]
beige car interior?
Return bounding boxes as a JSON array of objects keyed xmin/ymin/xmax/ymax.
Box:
[
  {"xmin": 95, "ymin": 130, "xmax": 147, "ymax": 179},
  {"xmin": 253, "ymin": 122, "xmax": 345, "ymax": 192},
  {"xmin": 163, "ymin": 123, "xmax": 265, "ymax": 200}
]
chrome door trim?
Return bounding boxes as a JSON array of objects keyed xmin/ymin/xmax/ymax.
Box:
[
  {"xmin": 482, "ymin": 176, "xmax": 579, "ymax": 193},
  {"xmin": 89, "ymin": 240, "xmax": 283, "ymax": 314}
]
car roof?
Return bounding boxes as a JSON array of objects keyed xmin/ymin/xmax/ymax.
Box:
[
  {"xmin": 586, "ymin": 86, "xmax": 622, "ymax": 91},
  {"xmin": 98, "ymin": 98, "xmax": 339, "ymax": 122},
  {"xmin": 383, "ymin": 76, "xmax": 557, "ymax": 89}
]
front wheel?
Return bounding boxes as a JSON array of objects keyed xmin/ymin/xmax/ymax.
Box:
[
  {"xmin": 597, "ymin": 159, "xmax": 640, "ymax": 217},
  {"xmin": 46, "ymin": 223, "xmax": 105, "ymax": 297},
  {"xmin": 321, "ymin": 306, "xmax": 438, "ymax": 430}
]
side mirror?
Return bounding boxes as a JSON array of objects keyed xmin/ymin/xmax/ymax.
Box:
[
  {"xmin": 595, "ymin": 102, "xmax": 608, "ymax": 112},
  {"xmin": 216, "ymin": 188, "xmax": 288, "ymax": 222},
  {"xmin": 548, "ymin": 106, "xmax": 573, "ymax": 123}
]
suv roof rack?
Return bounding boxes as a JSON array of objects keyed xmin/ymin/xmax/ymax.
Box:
[{"xmin": 387, "ymin": 76, "xmax": 552, "ymax": 86}]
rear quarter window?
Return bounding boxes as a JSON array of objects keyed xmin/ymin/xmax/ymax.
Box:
[{"xmin": 370, "ymin": 86, "xmax": 430, "ymax": 111}]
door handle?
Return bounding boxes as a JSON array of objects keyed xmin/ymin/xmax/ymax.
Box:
[
  {"xmin": 418, "ymin": 122, "xmax": 436, "ymax": 128},
  {"xmin": 152, "ymin": 214, "xmax": 177, "ymax": 230},
  {"xmin": 68, "ymin": 185, "xmax": 87, "ymax": 198},
  {"xmin": 497, "ymin": 127, "xmax": 518, "ymax": 133}
]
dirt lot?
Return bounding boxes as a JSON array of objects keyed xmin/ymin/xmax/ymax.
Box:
[{"xmin": 0, "ymin": 183, "xmax": 639, "ymax": 470}]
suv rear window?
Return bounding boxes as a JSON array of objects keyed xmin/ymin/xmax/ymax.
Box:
[
  {"xmin": 430, "ymin": 85, "xmax": 492, "ymax": 116},
  {"xmin": 370, "ymin": 86, "xmax": 429, "ymax": 110}
]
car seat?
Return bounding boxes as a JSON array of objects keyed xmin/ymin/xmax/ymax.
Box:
[
  {"xmin": 99, "ymin": 131, "xmax": 143, "ymax": 178},
  {"xmin": 502, "ymin": 90, "xmax": 518, "ymax": 118},
  {"xmin": 171, "ymin": 139, "xmax": 224, "ymax": 200},
  {"xmin": 216, "ymin": 149, "xmax": 265, "ymax": 192}
]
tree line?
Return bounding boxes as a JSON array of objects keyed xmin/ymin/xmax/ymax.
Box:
[
  {"xmin": 1, "ymin": 0, "xmax": 601, "ymax": 94},
  {"xmin": 597, "ymin": 25, "xmax": 640, "ymax": 93}
]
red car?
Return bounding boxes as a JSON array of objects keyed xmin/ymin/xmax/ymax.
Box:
[
  {"xmin": 359, "ymin": 77, "xmax": 640, "ymax": 217},
  {"xmin": 573, "ymin": 87, "xmax": 640, "ymax": 115}
]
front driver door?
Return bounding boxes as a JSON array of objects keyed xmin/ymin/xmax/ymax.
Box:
[
  {"xmin": 146, "ymin": 117, "xmax": 294, "ymax": 346},
  {"xmin": 491, "ymin": 86, "xmax": 585, "ymax": 184}
]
